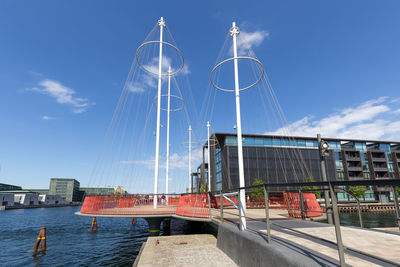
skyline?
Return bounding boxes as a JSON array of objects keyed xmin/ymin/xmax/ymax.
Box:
[{"xmin": 1, "ymin": 0, "xmax": 400, "ymax": 190}]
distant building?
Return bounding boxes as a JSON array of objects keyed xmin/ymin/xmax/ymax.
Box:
[
  {"xmin": 0, "ymin": 193, "xmax": 15, "ymax": 206},
  {"xmin": 0, "ymin": 183, "xmax": 22, "ymax": 191},
  {"xmin": 14, "ymin": 193, "xmax": 39, "ymax": 205},
  {"xmin": 79, "ymin": 187, "xmax": 115, "ymax": 196},
  {"xmin": 49, "ymin": 178, "xmax": 80, "ymax": 202},
  {"xmin": 38, "ymin": 194, "xmax": 66, "ymax": 205},
  {"xmin": 26, "ymin": 189, "xmax": 49, "ymax": 195}
]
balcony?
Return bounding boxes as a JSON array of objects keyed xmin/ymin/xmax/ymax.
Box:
[
  {"xmin": 371, "ymin": 157, "xmax": 387, "ymax": 162},
  {"xmin": 345, "ymin": 157, "xmax": 361, "ymax": 161},
  {"xmin": 373, "ymin": 167, "xmax": 388, "ymax": 172},
  {"xmin": 347, "ymin": 166, "xmax": 363, "ymax": 172}
]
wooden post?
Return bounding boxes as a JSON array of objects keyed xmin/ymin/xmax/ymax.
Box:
[
  {"xmin": 91, "ymin": 217, "xmax": 98, "ymax": 231},
  {"xmin": 33, "ymin": 227, "xmax": 46, "ymax": 251},
  {"xmin": 131, "ymin": 218, "xmax": 137, "ymax": 225}
]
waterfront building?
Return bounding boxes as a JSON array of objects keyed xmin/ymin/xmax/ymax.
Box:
[
  {"xmin": 0, "ymin": 193, "xmax": 15, "ymax": 206},
  {"xmin": 206, "ymin": 133, "xmax": 400, "ymax": 202},
  {"xmin": 14, "ymin": 193, "xmax": 39, "ymax": 205},
  {"xmin": 0, "ymin": 183, "xmax": 22, "ymax": 191},
  {"xmin": 38, "ymin": 194, "xmax": 67, "ymax": 205},
  {"xmin": 49, "ymin": 178, "xmax": 80, "ymax": 203},
  {"xmin": 26, "ymin": 189, "xmax": 49, "ymax": 195},
  {"xmin": 79, "ymin": 187, "xmax": 115, "ymax": 196}
]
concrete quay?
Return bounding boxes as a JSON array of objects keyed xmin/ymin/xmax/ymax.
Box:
[
  {"xmin": 133, "ymin": 234, "xmax": 237, "ymax": 267},
  {"xmin": 132, "ymin": 208, "xmax": 400, "ymax": 266}
]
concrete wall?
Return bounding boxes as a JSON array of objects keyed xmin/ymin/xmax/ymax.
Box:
[
  {"xmin": 14, "ymin": 193, "xmax": 39, "ymax": 205},
  {"xmin": 217, "ymin": 223, "xmax": 319, "ymax": 267},
  {"xmin": 39, "ymin": 194, "xmax": 67, "ymax": 205},
  {"xmin": 0, "ymin": 193, "xmax": 14, "ymax": 206}
]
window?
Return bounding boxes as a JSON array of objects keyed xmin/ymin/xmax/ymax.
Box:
[
  {"xmin": 297, "ymin": 139, "xmax": 306, "ymax": 147},
  {"xmin": 272, "ymin": 138, "xmax": 281, "ymax": 146},
  {"xmin": 225, "ymin": 136, "xmax": 237, "ymax": 146},
  {"xmin": 255, "ymin": 137, "xmax": 264, "ymax": 146},
  {"xmin": 244, "ymin": 137, "xmax": 255, "ymax": 146},
  {"xmin": 379, "ymin": 144, "xmax": 391, "ymax": 153},
  {"xmin": 355, "ymin": 142, "xmax": 367, "ymax": 151},
  {"xmin": 264, "ymin": 138, "xmax": 272, "ymax": 146}
]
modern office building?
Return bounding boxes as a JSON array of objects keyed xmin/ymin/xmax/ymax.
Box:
[
  {"xmin": 205, "ymin": 133, "xmax": 400, "ymax": 202},
  {"xmin": 49, "ymin": 178, "xmax": 80, "ymax": 202}
]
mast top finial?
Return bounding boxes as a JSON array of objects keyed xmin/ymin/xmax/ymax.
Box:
[
  {"xmin": 168, "ymin": 66, "xmax": 172, "ymax": 74},
  {"xmin": 158, "ymin": 17, "xmax": 166, "ymax": 27},
  {"xmin": 230, "ymin": 22, "xmax": 240, "ymax": 36}
]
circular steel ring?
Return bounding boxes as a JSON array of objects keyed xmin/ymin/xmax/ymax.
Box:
[
  {"xmin": 200, "ymin": 138, "xmax": 219, "ymax": 147},
  {"xmin": 136, "ymin": 41, "xmax": 184, "ymax": 76},
  {"xmin": 210, "ymin": 56, "xmax": 264, "ymax": 92},
  {"xmin": 152, "ymin": 94, "xmax": 185, "ymax": 112}
]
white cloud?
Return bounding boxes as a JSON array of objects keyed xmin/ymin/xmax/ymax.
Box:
[
  {"xmin": 25, "ymin": 79, "xmax": 92, "ymax": 113},
  {"xmin": 393, "ymin": 108, "xmax": 400, "ymax": 114},
  {"xmin": 268, "ymin": 97, "xmax": 400, "ymax": 140},
  {"xmin": 233, "ymin": 30, "xmax": 270, "ymax": 56},
  {"xmin": 128, "ymin": 55, "xmax": 189, "ymax": 94},
  {"xmin": 42, "ymin": 115, "xmax": 55, "ymax": 120}
]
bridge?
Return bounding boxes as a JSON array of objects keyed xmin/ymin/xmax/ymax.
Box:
[{"xmin": 77, "ymin": 179, "xmax": 400, "ymax": 266}]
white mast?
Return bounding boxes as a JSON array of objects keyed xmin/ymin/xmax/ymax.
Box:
[
  {"xmin": 165, "ymin": 66, "xmax": 172, "ymax": 202},
  {"xmin": 153, "ymin": 17, "xmax": 165, "ymax": 208},
  {"xmin": 231, "ymin": 22, "xmax": 246, "ymax": 230},
  {"xmin": 188, "ymin": 125, "xmax": 192, "ymax": 193},
  {"xmin": 207, "ymin": 121, "xmax": 211, "ymax": 192}
]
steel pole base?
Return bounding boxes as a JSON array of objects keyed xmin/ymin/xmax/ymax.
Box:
[{"xmin": 145, "ymin": 218, "xmax": 163, "ymax": 236}]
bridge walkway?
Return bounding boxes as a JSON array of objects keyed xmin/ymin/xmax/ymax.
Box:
[{"xmin": 216, "ymin": 208, "xmax": 400, "ymax": 267}]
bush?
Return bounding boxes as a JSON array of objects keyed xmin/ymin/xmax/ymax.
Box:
[
  {"xmin": 251, "ymin": 179, "xmax": 264, "ymax": 198},
  {"xmin": 348, "ymin": 186, "xmax": 367, "ymax": 199},
  {"xmin": 302, "ymin": 176, "xmax": 321, "ymax": 199}
]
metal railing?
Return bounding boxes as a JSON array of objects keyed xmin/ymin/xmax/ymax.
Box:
[{"xmin": 209, "ymin": 179, "xmax": 400, "ymax": 267}]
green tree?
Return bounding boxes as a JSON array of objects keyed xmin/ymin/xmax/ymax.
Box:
[
  {"xmin": 348, "ymin": 186, "xmax": 367, "ymax": 199},
  {"xmin": 251, "ymin": 179, "xmax": 264, "ymax": 198},
  {"xmin": 302, "ymin": 176, "xmax": 321, "ymax": 199},
  {"xmin": 199, "ymin": 183, "xmax": 208, "ymax": 193}
]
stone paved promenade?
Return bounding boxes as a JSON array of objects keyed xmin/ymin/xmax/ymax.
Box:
[{"xmin": 135, "ymin": 234, "xmax": 237, "ymax": 267}]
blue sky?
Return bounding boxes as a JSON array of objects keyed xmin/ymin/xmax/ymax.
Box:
[{"xmin": 1, "ymin": 0, "xmax": 400, "ymax": 190}]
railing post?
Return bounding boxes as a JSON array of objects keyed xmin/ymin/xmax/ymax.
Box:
[
  {"xmin": 238, "ymin": 192, "xmax": 243, "ymax": 230},
  {"xmin": 329, "ymin": 183, "xmax": 345, "ymax": 267},
  {"xmin": 299, "ymin": 190, "xmax": 305, "ymax": 220},
  {"xmin": 356, "ymin": 197, "xmax": 363, "ymax": 228},
  {"xmin": 284, "ymin": 192, "xmax": 293, "ymax": 217},
  {"xmin": 263, "ymin": 185, "xmax": 271, "ymax": 243},
  {"xmin": 220, "ymin": 190, "xmax": 224, "ymax": 223},
  {"xmin": 208, "ymin": 192, "xmax": 212, "ymax": 220},
  {"xmin": 391, "ymin": 186, "xmax": 400, "ymax": 230}
]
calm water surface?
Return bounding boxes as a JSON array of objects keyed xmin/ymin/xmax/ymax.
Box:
[{"xmin": 0, "ymin": 206, "xmax": 211, "ymax": 266}]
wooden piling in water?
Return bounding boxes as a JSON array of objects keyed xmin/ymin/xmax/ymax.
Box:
[
  {"xmin": 132, "ymin": 218, "xmax": 136, "ymax": 225},
  {"xmin": 33, "ymin": 227, "xmax": 46, "ymax": 251},
  {"xmin": 91, "ymin": 217, "xmax": 98, "ymax": 231}
]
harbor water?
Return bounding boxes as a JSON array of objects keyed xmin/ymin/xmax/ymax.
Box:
[{"xmin": 0, "ymin": 206, "xmax": 212, "ymax": 266}]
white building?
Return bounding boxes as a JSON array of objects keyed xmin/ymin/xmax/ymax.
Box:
[
  {"xmin": 14, "ymin": 193, "xmax": 39, "ymax": 206},
  {"xmin": 0, "ymin": 193, "xmax": 15, "ymax": 207},
  {"xmin": 39, "ymin": 194, "xmax": 66, "ymax": 205}
]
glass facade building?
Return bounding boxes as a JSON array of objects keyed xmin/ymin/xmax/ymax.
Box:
[{"xmin": 206, "ymin": 133, "xmax": 400, "ymax": 202}]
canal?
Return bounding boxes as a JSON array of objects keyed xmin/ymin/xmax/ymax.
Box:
[{"xmin": 0, "ymin": 206, "xmax": 212, "ymax": 266}]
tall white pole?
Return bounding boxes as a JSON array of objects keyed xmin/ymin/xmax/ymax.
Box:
[
  {"xmin": 153, "ymin": 17, "xmax": 165, "ymax": 208},
  {"xmin": 231, "ymin": 22, "xmax": 246, "ymax": 230},
  {"xmin": 188, "ymin": 125, "xmax": 192, "ymax": 193},
  {"xmin": 165, "ymin": 66, "xmax": 172, "ymax": 203},
  {"xmin": 207, "ymin": 121, "xmax": 211, "ymax": 192}
]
